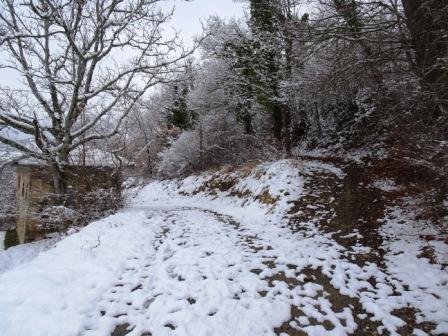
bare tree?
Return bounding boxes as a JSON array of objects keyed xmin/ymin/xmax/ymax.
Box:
[{"xmin": 0, "ymin": 0, "xmax": 195, "ymax": 193}]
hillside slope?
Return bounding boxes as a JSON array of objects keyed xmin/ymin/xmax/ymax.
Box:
[{"xmin": 0, "ymin": 159, "xmax": 447, "ymax": 336}]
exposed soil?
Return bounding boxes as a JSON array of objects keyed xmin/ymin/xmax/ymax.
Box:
[{"xmin": 283, "ymin": 157, "xmax": 444, "ymax": 335}]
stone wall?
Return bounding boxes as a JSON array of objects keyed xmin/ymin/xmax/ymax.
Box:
[
  {"xmin": 16, "ymin": 166, "xmax": 53, "ymax": 243},
  {"xmin": 16, "ymin": 165, "xmax": 121, "ymax": 243}
]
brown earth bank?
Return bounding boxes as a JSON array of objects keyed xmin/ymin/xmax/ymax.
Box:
[{"xmin": 281, "ymin": 156, "xmax": 447, "ymax": 335}]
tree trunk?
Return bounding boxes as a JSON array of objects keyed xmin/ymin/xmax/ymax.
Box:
[
  {"xmin": 199, "ymin": 118, "xmax": 204, "ymax": 170},
  {"xmin": 51, "ymin": 149, "xmax": 69, "ymax": 195},
  {"xmin": 332, "ymin": 0, "xmax": 385, "ymax": 89},
  {"xmin": 283, "ymin": 108, "xmax": 292, "ymax": 157},
  {"xmin": 283, "ymin": 9, "xmax": 293, "ymax": 158},
  {"xmin": 242, "ymin": 111, "xmax": 254, "ymax": 135},
  {"xmin": 51, "ymin": 163, "xmax": 67, "ymax": 195},
  {"xmin": 272, "ymin": 103, "xmax": 284, "ymax": 146},
  {"xmin": 402, "ymin": 0, "xmax": 448, "ymax": 114}
]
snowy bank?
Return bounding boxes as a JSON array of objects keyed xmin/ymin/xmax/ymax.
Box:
[
  {"xmin": 133, "ymin": 159, "xmax": 448, "ymax": 335},
  {"xmin": 0, "ymin": 234, "xmax": 61, "ymax": 274},
  {"xmin": 0, "ymin": 211, "xmax": 151, "ymax": 336}
]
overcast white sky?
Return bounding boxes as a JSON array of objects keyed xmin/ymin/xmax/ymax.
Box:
[
  {"xmin": 0, "ymin": 0, "xmax": 246, "ymax": 88},
  {"xmin": 161, "ymin": 0, "xmax": 246, "ymax": 44}
]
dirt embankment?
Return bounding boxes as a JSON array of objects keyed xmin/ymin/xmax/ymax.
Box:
[{"xmin": 283, "ymin": 157, "xmax": 446, "ymax": 335}]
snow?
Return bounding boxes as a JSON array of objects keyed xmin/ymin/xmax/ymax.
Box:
[
  {"xmin": 381, "ymin": 206, "xmax": 448, "ymax": 334},
  {"xmin": 0, "ymin": 211, "xmax": 150, "ymax": 336},
  {"xmin": 371, "ymin": 178, "xmax": 400, "ymax": 192},
  {"xmin": 84, "ymin": 209, "xmax": 291, "ymax": 336},
  {"xmin": 295, "ymin": 146, "xmax": 388, "ymax": 164},
  {"xmin": 0, "ymin": 143, "xmax": 21, "ymax": 163},
  {"xmin": 0, "ymin": 208, "xmax": 291, "ymax": 336},
  {"xmin": 0, "ymin": 234, "xmax": 62, "ymax": 274},
  {"xmin": 0, "ymin": 159, "xmax": 446, "ymax": 336},
  {"xmin": 133, "ymin": 159, "xmax": 448, "ymax": 335}
]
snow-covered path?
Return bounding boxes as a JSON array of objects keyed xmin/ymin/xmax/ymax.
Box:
[
  {"xmin": 84, "ymin": 206, "xmax": 290, "ymax": 336},
  {"xmin": 0, "ymin": 206, "xmax": 293, "ymax": 336},
  {"xmin": 0, "ymin": 202, "xmax": 367, "ymax": 336},
  {"xmin": 1, "ymin": 160, "xmax": 447, "ymax": 336}
]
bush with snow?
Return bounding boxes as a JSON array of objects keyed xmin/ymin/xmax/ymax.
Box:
[{"xmin": 158, "ymin": 112, "xmax": 274, "ymax": 177}]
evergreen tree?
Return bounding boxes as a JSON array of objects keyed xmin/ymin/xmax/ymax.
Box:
[
  {"xmin": 166, "ymin": 62, "xmax": 196, "ymax": 130},
  {"xmin": 249, "ymin": 0, "xmax": 285, "ymax": 144},
  {"xmin": 221, "ymin": 34, "xmax": 256, "ymax": 135},
  {"xmin": 167, "ymin": 82, "xmax": 192, "ymax": 130}
]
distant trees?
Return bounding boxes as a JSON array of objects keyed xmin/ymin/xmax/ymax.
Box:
[
  {"xmin": 201, "ymin": 2, "xmax": 303, "ymax": 153},
  {"xmin": 3, "ymin": 0, "xmax": 446, "ymax": 235},
  {"xmin": 117, "ymin": 102, "xmax": 166, "ymax": 176},
  {"xmin": 151, "ymin": 0, "xmax": 446, "ymax": 176},
  {"xmin": 280, "ymin": 0, "xmax": 448, "ymax": 152},
  {"xmin": 203, "ymin": 19, "xmax": 255, "ymax": 135},
  {"xmin": 157, "ymin": 109, "xmax": 272, "ymax": 177},
  {"xmin": 0, "ymin": 0, "xmax": 194, "ymax": 193},
  {"xmin": 156, "ymin": 38, "xmax": 277, "ymax": 176},
  {"xmin": 7, "ymin": 0, "xmax": 436, "ymax": 223}
]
